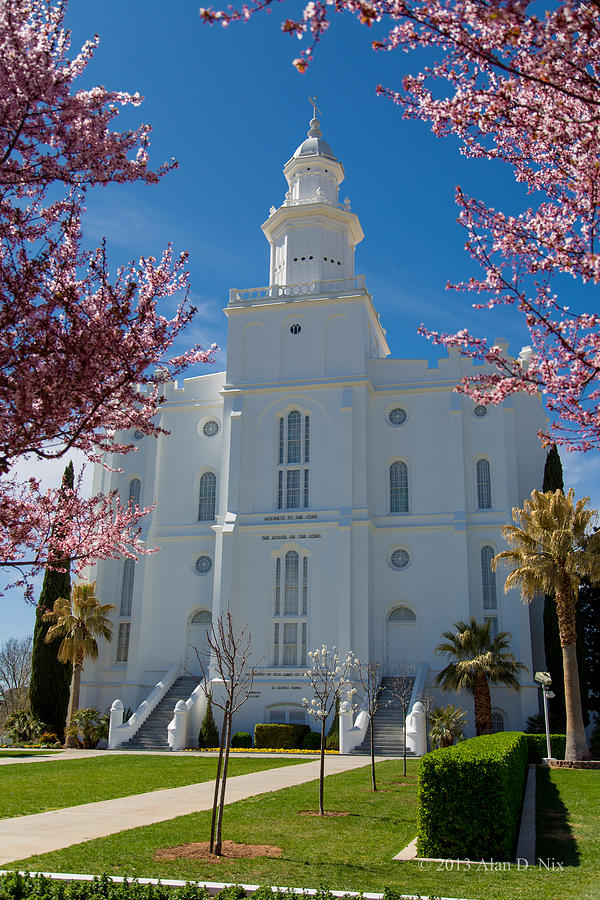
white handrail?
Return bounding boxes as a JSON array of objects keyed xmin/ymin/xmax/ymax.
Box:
[
  {"xmin": 108, "ymin": 662, "xmax": 182, "ymax": 749},
  {"xmin": 167, "ymin": 680, "xmax": 208, "ymax": 751}
]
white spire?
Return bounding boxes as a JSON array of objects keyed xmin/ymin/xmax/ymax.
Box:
[{"xmin": 262, "ymin": 112, "xmax": 363, "ymax": 288}]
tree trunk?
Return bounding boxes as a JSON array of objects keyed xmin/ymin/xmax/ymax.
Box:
[
  {"xmin": 402, "ymin": 706, "xmax": 407, "ymax": 777},
  {"xmin": 64, "ymin": 663, "xmax": 81, "ymax": 748},
  {"xmin": 562, "ymin": 644, "xmax": 590, "ymax": 760},
  {"xmin": 369, "ymin": 713, "xmax": 377, "ymax": 791},
  {"xmin": 210, "ymin": 700, "xmax": 229, "ymax": 853},
  {"xmin": 556, "ymin": 588, "xmax": 589, "ymax": 760},
  {"xmin": 473, "ymin": 671, "xmax": 492, "ymax": 735},
  {"xmin": 319, "ymin": 717, "xmax": 326, "ymax": 815},
  {"xmin": 214, "ymin": 709, "xmax": 232, "ymax": 855}
]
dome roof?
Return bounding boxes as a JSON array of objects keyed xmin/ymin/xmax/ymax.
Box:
[{"xmin": 293, "ymin": 118, "xmax": 338, "ymax": 161}]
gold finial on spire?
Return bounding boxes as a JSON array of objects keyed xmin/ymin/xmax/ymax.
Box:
[{"xmin": 308, "ymin": 96, "xmax": 321, "ymax": 119}]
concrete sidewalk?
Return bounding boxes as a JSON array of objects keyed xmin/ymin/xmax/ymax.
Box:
[{"xmin": 0, "ymin": 754, "xmax": 374, "ymax": 866}]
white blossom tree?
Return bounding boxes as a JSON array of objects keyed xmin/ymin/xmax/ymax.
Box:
[
  {"xmin": 303, "ymin": 644, "xmax": 357, "ymax": 815},
  {"xmin": 354, "ymin": 659, "xmax": 383, "ymax": 791}
]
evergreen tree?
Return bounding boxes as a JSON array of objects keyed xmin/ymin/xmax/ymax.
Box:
[
  {"xmin": 198, "ymin": 694, "xmax": 219, "ymax": 748},
  {"xmin": 541, "ymin": 447, "xmax": 588, "ymax": 727},
  {"xmin": 29, "ymin": 462, "xmax": 74, "ymax": 741},
  {"xmin": 578, "ymin": 575, "xmax": 600, "ymax": 719}
]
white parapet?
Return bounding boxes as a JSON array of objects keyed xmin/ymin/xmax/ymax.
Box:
[
  {"xmin": 108, "ymin": 662, "xmax": 182, "ymax": 749},
  {"xmin": 167, "ymin": 681, "xmax": 209, "ymax": 751},
  {"xmin": 339, "ymin": 705, "xmax": 369, "ymax": 755}
]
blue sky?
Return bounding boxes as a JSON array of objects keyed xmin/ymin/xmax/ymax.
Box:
[{"xmin": 2, "ymin": 0, "xmax": 598, "ymax": 641}]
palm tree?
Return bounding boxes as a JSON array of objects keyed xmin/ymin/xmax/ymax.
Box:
[
  {"xmin": 428, "ymin": 703, "xmax": 467, "ymax": 749},
  {"xmin": 493, "ymin": 488, "xmax": 600, "ymax": 761},
  {"xmin": 43, "ymin": 582, "xmax": 114, "ymax": 746},
  {"xmin": 435, "ymin": 618, "xmax": 526, "ymax": 736}
]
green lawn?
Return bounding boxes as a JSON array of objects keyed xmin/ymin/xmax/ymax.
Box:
[
  {"xmin": 0, "ymin": 754, "xmax": 307, "ymax": 818},
  {"xmin": 0, "ymin": 751, "xmax": 59, "ymax": 759},
  {"xmin": 9, "ymin": 762, "xmax": 600, "ymax": 899}
]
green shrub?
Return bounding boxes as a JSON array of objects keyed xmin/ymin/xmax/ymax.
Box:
[
  {"xmin": 66, "ymin": 707, "xmax": 108, "ymax": 749},
  {"xmin": 0, "ymin": 874, "xmax": 384, "ymax": 900},
  {"xmin": 230, "ymin": 730, "xmax": 252, "ymax": 748},
  {"xmin": 198, "ymin": 696, "xmax": 219, "ymax": 749},
  {"xmin": 3, "ymin": 710, "xmax": 47, "ymax": 745},
  {"xmin": 525, "ymin": 732, "xmax": 566, "ymax": 762},
  {"xmin": 417, "ymin": 731, "xmax": 528, "ymax": 861},
  {"xmin": 302, "ymin": 730, "xmax": 321, "ymax": 750},
  {"xmin": 254, "ymin": 723, "xmax": 310, "ymax": 749},
  {"xmin": 325, "ymin": 702, "xmax": 339, "ymax": 750}
]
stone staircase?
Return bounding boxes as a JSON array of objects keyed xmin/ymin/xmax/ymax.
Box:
[
  {"xmin": 121, "ymin": 676, "xmax": 198, "ymax": 750},
  {"xmin": 352, "ymin": 677, "xmax": 416, "ymax": 757}
]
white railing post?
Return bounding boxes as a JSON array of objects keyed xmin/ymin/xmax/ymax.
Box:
[
  {"xmin": 168, "ymin": 700, "xmax": 188, "ymax": 751},
  {"xmin": 108, "ymin": 699, "xmax": 124, "ymax": 750}
]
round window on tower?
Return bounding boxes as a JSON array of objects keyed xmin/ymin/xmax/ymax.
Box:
[
  {"xmin": 290, "ymin": 323, "xmax": 302, "ymax": 335},
  {"xmin": 473, "ymin": 405, "xmax": 487, "ymax": 418}
]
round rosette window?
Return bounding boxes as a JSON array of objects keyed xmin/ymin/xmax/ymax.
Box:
[
  {"xmin": 390, "ymin": 548, "xmax": 410, "ymax": 569},
  {"xmin": 202, "ymin": 420, "xmax": 219, "ymax": 437},
  {"xmin": 388, "ymin": 407, "xmax": 407, "ymax": 426},
  {"xmin": 195, "ymin": 555, "xmax": 212, "ymax": 575}
]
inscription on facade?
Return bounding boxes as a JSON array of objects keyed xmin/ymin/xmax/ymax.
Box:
[
  {"xmin": 261, "ymin": 533, "xmax": 322, "ymax": 541},
  {"xmin": 263, "ymin": 514, "xmax": 318, "ymax": 521}
]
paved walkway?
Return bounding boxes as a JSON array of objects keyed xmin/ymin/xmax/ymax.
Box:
[{"xmin": 0, "ymin": 753, "xmax": 375, "ymax": 866}]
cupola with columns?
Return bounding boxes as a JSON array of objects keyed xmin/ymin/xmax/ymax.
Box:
[{"xmin": 262, "ymin": 112, "xmax": 364, "ymax": 288}]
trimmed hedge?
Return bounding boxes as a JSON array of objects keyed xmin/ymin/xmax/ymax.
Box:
[
  {"xmin": 0, "ymin": 874, "xmax": 380, "ymax": 900},
  {"xmin": 302, "ymin": 730, "xmax": 321, "ymax": 750},
  {"xmin": 417, "ymin": 731, "xmax": 528, "ymax": 861},
  {"xmin": 253, "ymin": 723, "xmax": 310, "ymax": 749},
  {"xmin": 230, "ymin": 731, "xmax": 252, "ymax": 748},
  {"xmin": 525, "ymin": 732, "xmax": 566, "ymax": 762}
]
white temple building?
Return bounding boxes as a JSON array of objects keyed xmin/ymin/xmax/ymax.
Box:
[{"xmin": 82, "ymin": 115, "xmax": 548, "ymax": 750}]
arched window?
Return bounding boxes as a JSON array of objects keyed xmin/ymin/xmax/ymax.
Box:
[
  {"xmin": 273, "ymin": 550, "xmax": 308, "ymax": 666},
  {"xmin": 120, "ymin": 559, "xmax": 135, "ymax": 617},
  {"xmin": 190, "ymin": 610, "xmax": 212, "ymax": 626},
  {"xmin": 476, "ymin": 459, "xmax": 492, "ymax": 509},
  {"xmin": 116, "ymin": 623, "xmax": 130, "ymax": 664},
  {"xmin": 198, "ymin": 472, "xmax": 216, "ymax": 521},
  {"xmin": 277, "ymin": 411, "xmax": 310, "ymax": 510},
  {"xmin": 491, "ymin": 710, "xmax": 505, "ymax": 733},
  {"xmin": 390, "ymin": 461, "xmax": 409, "ymax": 513},
  {"xmin": 388, "ymin": 606, "xmax": 417, "ymax": 622},
  {"xmin": 117, "ymin": 558, "xmax": 135, "ymax": 664},
  {"xmin": 128, "ymin": 478, "xmax": 141, "ymax": 507},
  {"xmin": 284, "ymin": 550, "xmax": 299, "ymax": 615},
  {"xmin": 481, "ymin": 545, "xmax": 497, "ymax": 609}
]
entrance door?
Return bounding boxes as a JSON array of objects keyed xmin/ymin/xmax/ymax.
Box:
[
  {"xmin": 184, "ymin": 610, "xmax": 212, "ymax": 677},
  {"xmin": 386, "ymin": 606, "xmax": 418, "ymax": 675}
]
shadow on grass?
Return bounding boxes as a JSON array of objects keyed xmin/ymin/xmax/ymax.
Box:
[{"xmin": 536, "ymin": 765, "xmax": 579, "ymax": 867}]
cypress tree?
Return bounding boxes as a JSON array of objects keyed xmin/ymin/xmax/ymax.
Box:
[
  {"xmin": 29, "ymin": 462, "xmax": 74, "ymax": 740},
  {"xmin": 541, "ymin": 446, "xmax": 588, "ymax": 727},
  {"xmin": 198, "ymin": 694, "xmax": 220, "ymax": 748}
]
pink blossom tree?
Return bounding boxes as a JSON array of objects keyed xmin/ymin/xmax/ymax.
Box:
[
  {"xmin": 200, "ymin": 0, "xmax": 600, "ymax": 451},
  {"xmin": 0, "ymin": 0, "xmax": 215, "ymax": 592}
]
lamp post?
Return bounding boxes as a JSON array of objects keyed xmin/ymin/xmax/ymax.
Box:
[{"xmin": 534, "ymin": 671, "xmax": 555, "ymax": 762}]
